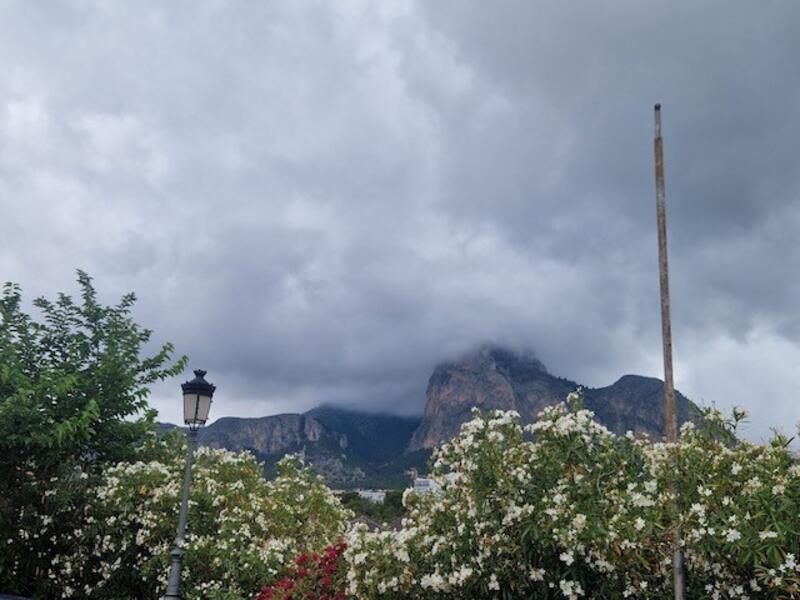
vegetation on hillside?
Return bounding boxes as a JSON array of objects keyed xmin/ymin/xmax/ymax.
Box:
[{"xmin": 339, "ymin": 490, "xmax": 406, "ymax": 524}]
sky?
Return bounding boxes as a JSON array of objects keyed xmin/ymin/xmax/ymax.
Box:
[{"xmin": 1, "ymin": 0, "xmax": 799, "ymax": 443}]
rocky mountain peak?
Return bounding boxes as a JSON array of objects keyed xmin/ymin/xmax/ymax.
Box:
[
  {"xmin": 407, "ymin": 345, "xmax": 572, "ymax": 452},
  {"xmin": 611, "ymin": 374, "xmax": 662, "ymax": 388},
  {"xmin": 407, "ymin": 345, "xmax": 699, "ymax": 452},
  {"xmin": 462, "ymin": 344, "xmax": 549, "ymax": 375}
]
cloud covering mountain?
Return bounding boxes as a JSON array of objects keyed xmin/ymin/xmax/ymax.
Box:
[{"xmin": 1, "ymin": 1, "xmax": 799, "ymax": 442}]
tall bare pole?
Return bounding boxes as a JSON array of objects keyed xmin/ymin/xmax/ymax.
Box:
[{"xmin": 653, "ymin": 103, "xmax": 686, "ymax": 598}]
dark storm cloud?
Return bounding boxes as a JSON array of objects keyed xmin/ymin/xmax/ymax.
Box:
[{"xmin": 1, "ymin": 0, "xmax": 799, "ymax": 440}]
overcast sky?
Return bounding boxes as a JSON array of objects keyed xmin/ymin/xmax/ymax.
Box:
[{"xmin": 2, "ymin": 0, "xmax": 799, "ymax": 442}]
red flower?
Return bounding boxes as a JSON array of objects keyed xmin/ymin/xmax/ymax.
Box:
[
  {"xmin": 255, "ymin": 586, "xmax": 276, "ymax": 600},
  {"xmin": 276, "ymin": 577, "xmax": 294, "ymax": 590},
  {"xmin": 255, "ymin": 542, "xmax": 348, "ymax": 600}
]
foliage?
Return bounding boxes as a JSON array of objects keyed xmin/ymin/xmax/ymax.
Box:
[
  {"xmin": 345, "ymin": 392, "xmax": 800, "ymax": 599},
  {"xmin": 0, "ymin": 271, "xmax": 186, "ymax": 595},
  {"xmin": 47, "ymin": 438, "xmax": 352, "ymax": 599},
  {"xmin": 339, "ymin": 490, "xmax": 405, "ymax": 524},
  {"xmin": 255, "ymin": 543, "xmax": 348, "ymax": 600}
]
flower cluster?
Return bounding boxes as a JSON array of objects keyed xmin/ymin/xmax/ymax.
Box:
[
  {"xmin": 677, "ymin": 411, "xmax": 800, "ymax": 597},
  {"xmin": 255, "ymin": 542, "xmax": 348, "ymax": 600},
  {"xmin": 345, "ymin": 393, "xmax": 800, "ymax": 599},
  {"xmin": 48, "ymin": 433, "xmax": 351, "ymax": 599}
]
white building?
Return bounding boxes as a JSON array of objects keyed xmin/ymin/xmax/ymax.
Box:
[
  {"xmin": 357, "ymin": 489, "xmax": 386, "ymax": 504},
  {"xmin": 411, "ymin": 477, "xmax": 439, "ymax": 495},
  {"xmin": 406, "ymin": 474, "xmax": 459, "ymax": 497}
]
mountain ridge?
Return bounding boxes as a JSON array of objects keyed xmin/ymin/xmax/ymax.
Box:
[{"xmin": 160, "ymin": 345, "xmax": 700, "ymax": 487}]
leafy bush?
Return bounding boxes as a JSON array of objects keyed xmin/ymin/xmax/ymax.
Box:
[
  {"xmin": 48, "ymin": 435, "xmax": 351, "ymax": 599},
  {"xmin": 339, "ymin": 490, "xmax": 405, "ymax": 524},
  {"xmin": 345, "ymin": 392, "xmax": 800, "ymax": 599}
]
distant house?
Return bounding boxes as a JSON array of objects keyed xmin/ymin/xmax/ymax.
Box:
[
  {"xmin": 349, "ymin": 515, "xmax": 383, "ymax": 532},
  {"xmin": 410, "ymin": 477, "xmax": 439, "ymax": 495},
  {"xmin": 407, "ymin": 474, "xmax": 458, "ymax": 496},
  {"xmin": 356, "ymin": 489, "xmax": 386, "ymax": 504},
  {"xmin": 384, "ymin": 516, "xmax": 405, "ymax": 531}
]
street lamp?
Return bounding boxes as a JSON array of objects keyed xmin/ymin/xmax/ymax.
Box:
[{"xmin": 163, "ymin": 369, "xmax": 216, "ymax": 600}]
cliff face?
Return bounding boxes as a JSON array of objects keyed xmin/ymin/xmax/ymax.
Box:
[
  {"xmin": 407, "ymin": 346, "xmax": 699, "ymax": 451},
  {"xmin": 407, "ymin": 347, "xmax": 574, "ymax": 451},
  {"xmin": 162, "ymin": 407, "xmax": 424, "ymax": 488},
  {"xmin": 197, "ymin": 413, "xmax": 344, "ymax": 455}
]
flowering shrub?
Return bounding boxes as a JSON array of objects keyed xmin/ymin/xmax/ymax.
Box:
[
  {"xmin": 346, "ymin": 392, "xmax": 800, "ymax": 599},
  {"xmin": 12, "ymin": 391, "xmax": 800, "ymax": 599},
  {"xmin": 678, "ymin": 415, "xmax": 800, "ymax": 597},
  {"xmin": 255, "ymin": 542, "xmax": 348, "ymax": 600},
  {"xmin": 49, "ymin": 433, "xmax": 351, "ymax": 599}
]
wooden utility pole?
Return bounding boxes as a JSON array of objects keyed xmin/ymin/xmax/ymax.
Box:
[{"xmin": 653, "ymin": 103, "xmax": 687, "ymax": 599}]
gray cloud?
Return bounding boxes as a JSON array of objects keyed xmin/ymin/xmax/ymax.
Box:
[{"xmin": 1, "ymin": 0, "xmax": 799, "ymax": 442}]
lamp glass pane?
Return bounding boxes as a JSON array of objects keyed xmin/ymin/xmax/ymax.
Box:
[
  {"xmin": 195, "ymin": 395, "xmax": 212, "ymax": 423},
  {"xmin": 183, "ymin": 393, "xmax": 198, "ymax": 424}
]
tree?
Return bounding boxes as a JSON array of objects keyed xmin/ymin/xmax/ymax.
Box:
[
  {"xmin": 0, "ymin": 271, "xmax": 186, "ymax": 596},
  {"xmin": 339, "ymin": 490, "xmax": 405, "ymax": 524}
]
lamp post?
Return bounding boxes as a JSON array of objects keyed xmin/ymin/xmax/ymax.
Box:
[{"xmin": 163, "ymin": 369, "xmax": 216, "ymax": 600}]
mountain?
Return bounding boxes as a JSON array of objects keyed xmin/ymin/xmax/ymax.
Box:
[
  {"xmin": 162, "ymin": 407, "xmax": 424, "ymax": 488},
  {"xmin": 160, "ymin": 345, "xmax": 700, "ymax": 487},
  {"xmin": 407, "ymin": 345, "xmax": 699, "ymax": 451},
  {"xmin": 585, "ymin": 374, "xmax": 697, "ymax": 439},
  {"xmin": 305, "ymin": 405, "xmax": 420, "ymax": 464},
  {"xmin": 197, "ymin": 413, "xmax": 337, "ymax": 455},
  {"xmin": 407, "ymin": 347, "xmax": 572, "ymax": 451}
]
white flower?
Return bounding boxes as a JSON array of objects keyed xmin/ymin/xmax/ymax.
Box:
[
  {"xmin": 530, "ymin": 568, "xmax": 546, "ymax": 581},
  {"xmin": 559, "ymin": 578, "xmax": 584, "ymax": 598},
  {"xmin": 489, "ymin": 574, "xmax": 500, "ymax": 590},
  {"xmin": 571, "ymin": 514, "xmax": 587, "ymax": 531},
  {"xmin": 725, "ymin": 528, "xmax": 741, "ymax": 542}
]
